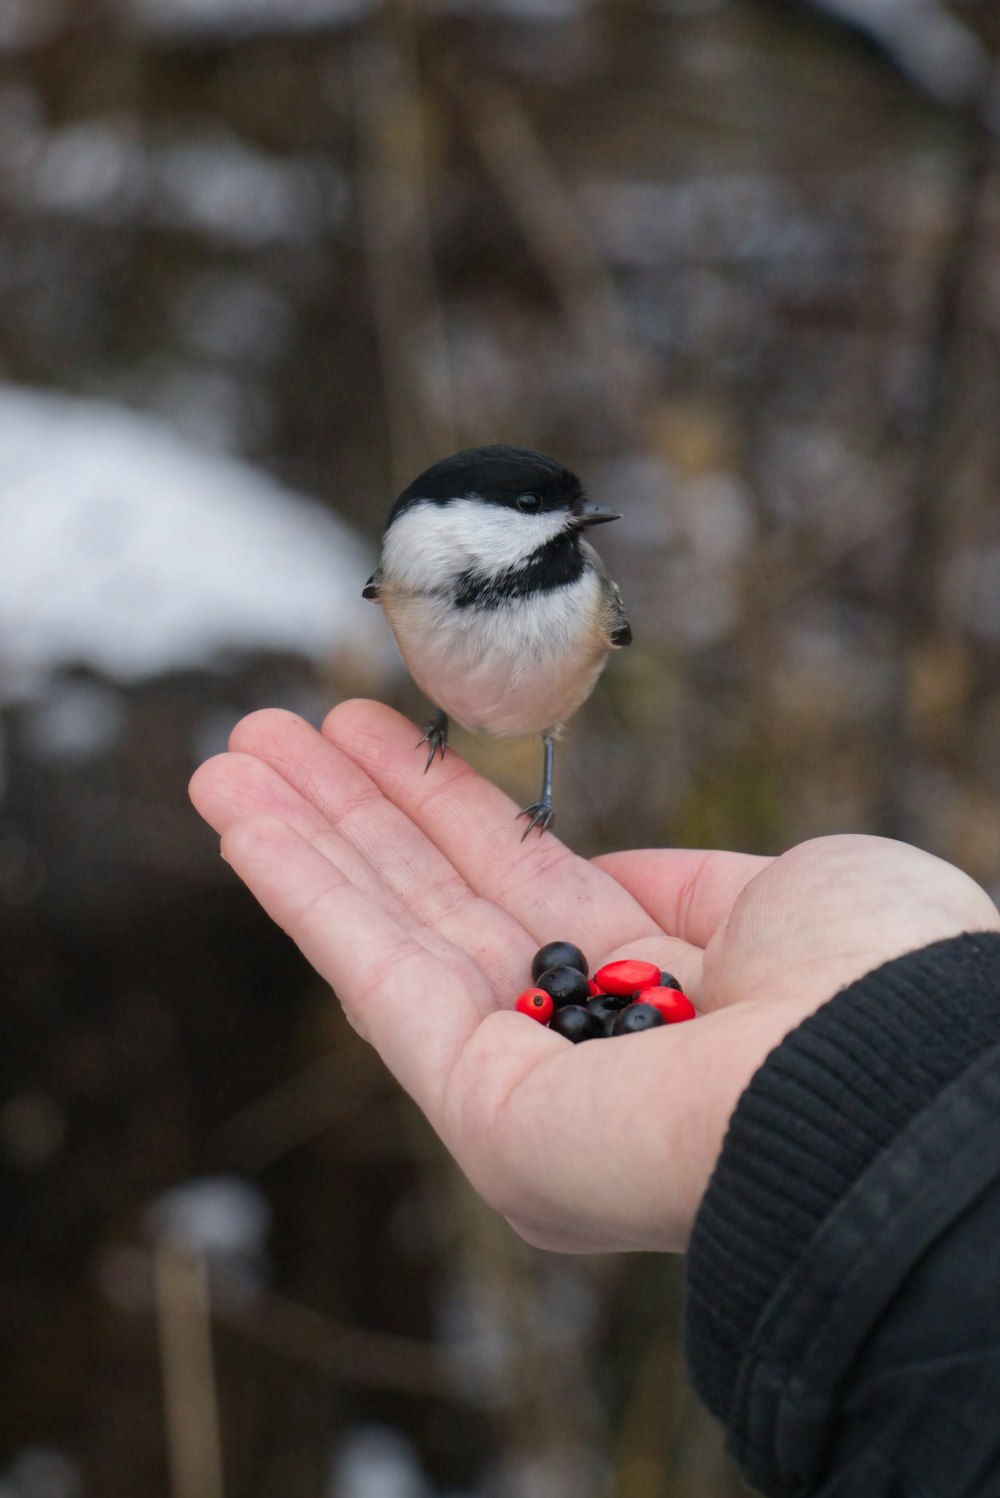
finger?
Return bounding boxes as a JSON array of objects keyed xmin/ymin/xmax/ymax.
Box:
[
  {"xmin": 190, "ymin": 749, "xmax": 412, "ymax": 920},
  {"xmin": 219, "ymin": 815, "xmax": 541, "ymax": 1112},
  {"xmin": 227, "ymin": 708, "xmax": 475, "ymax": 910},
  {"xmin": 322, "ymin": 700, "xmax": 663, "ymax": 960},
  {"xmin": 191, "ymin": 739, "xmax": 703, "ymax": 995},
  {"xmin": 191, "ymin": 748, "xmax": 342, "ymax": 840},
  {"xmin": 224, "ymin": 710, "xmax": 537, "ymax": 996},
  {"xmin": 592, "ymin": 847, "xmax": 773, "ymax": 949}
]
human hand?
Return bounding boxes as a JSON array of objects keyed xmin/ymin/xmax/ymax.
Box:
[{"xmin": 189, "ymin": 701, "xmax": 1000, "ymax": 1254}]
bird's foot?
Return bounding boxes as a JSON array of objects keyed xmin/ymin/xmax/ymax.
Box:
[
  {"xmin": 517, "ymin": 797, "xmax": 555, "ymax": 839},
  {"xmin": 416, "ymin": 709, "xmax": 448, "ymax": 772}
]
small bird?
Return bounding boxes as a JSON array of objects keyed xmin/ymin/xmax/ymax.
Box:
[{"xmin": 363, "ymin": 445, "xmax": 631, "ymax": 835}]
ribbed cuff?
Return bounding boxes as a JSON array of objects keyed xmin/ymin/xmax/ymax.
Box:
[{"xmin": 684, "ymin": 931, "xmax": 1000, "ymax": 1427}]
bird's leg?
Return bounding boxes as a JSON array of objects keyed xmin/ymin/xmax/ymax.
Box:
[
  {"xmin": 517, "ymin": 733, "xmax": 556, "ymax": 838},
  {"xmin": 416, "ymin": 708, "xmax": 448, "ymax": 771}
]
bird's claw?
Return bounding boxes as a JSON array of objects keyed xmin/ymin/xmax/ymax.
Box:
[
  {"xmin": 416, "ymin": 711, "xmax": 448, "ymax": 772},
  {"xmin": 517, "ymin": 799, "xmax": 555, "ymax": 839}
]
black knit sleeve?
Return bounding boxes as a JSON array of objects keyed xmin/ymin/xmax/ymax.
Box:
[{"xmin": 684, "ymin": 931, "xmax": 1000, "ymax": 1497}]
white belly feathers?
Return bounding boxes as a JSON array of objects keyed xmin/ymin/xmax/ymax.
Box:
[{"xmin": 381, "ymin": 571, "xmax": 608, "ymax": 737}]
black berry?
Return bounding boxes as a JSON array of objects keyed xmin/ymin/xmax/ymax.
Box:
[
  {"xmin": 548, "ymin": 1005, "xmax": 601, "ymax": 1043},
  {"xmin": 586, "ymin": 994, "xmax": 629, "ymax": 1030},
  {"xmin": 536, "ymin": 965, "xmax": 592, "ymax": 1009},
  {"xmin": 531, "ymin": 941, "xmax": 588, "ymax": 982},
  {"xmin": 611, "ymin": 1003, "xmax": 667, "ymax": 1036},
  {"xmin": 659, "ymin": 971, "xmax": 683, "ymax": 991}
]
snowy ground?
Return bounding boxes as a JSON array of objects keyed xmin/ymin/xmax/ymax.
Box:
[{"xmin": 0, "ymin": 386, "xmax": 390, "ymax": 702}]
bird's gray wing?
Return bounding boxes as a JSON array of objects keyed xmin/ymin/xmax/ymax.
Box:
[{"xmin": 605, "ymin": 578, "xmax": 632, "ymax": 647}]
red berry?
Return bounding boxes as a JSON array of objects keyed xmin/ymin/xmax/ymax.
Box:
[
  {"xmin": 515, "ymin": 988, "xmax": 554, "ymax": 1024},
  {"xmin": 594, "ymin": 959, "xmax": 661, "ymax": 997},
  {"xmin": 587, "ymin": 979, "xmax": 602, "ymax": 997},
  {"xmin": 638, "ymin": 987, "xmax": 696, "ymax": 1023}
]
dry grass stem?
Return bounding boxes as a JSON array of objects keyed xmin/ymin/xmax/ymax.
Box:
[
  {"xmin": 453, "ymin": 74, "xmax": 651, "ymax": 436},
  {"xmin": 353, "ymin": 1, "xmax": 460, "ymax": 489},
  {"xmin": 219, "ymin": 1280, "xmax": 456, "ymax": 1400},
  {"xmin": 155, "ymin": 1244, "xmax": 226, "ymax": 1498},
  {"xmin": 209, "ymin": 1041, "xmax": 393, "ymax": 1171}
]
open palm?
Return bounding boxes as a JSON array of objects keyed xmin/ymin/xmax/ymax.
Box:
[{"xmin": 189, "ymin": 701, "xmax": 999, "ymax": 1255}]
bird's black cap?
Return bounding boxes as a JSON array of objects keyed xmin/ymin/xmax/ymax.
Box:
[{"xmin": 387, "ymin": 445, "xmax": 583, "ymax": 528}]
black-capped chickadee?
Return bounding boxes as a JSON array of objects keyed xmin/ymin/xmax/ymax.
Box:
[{"xmin": 363, "ymin": 445, "xmax": 630, "ymax": 835}]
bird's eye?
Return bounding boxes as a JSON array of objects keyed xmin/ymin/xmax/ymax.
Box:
[{"xmin": 515, "ymin": 492, "xmax": 542, "ymax": 514}]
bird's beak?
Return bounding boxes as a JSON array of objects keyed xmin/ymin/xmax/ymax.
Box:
[{"xmin": 571, "ymin": 503, "xmax": 621, "ymax": 528}]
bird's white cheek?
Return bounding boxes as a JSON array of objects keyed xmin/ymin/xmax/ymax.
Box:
[
  {"xmin": 381, "ymin": 498, "xmax": 570, "ymax": 589},
  {"xmin": 381, "ymin": 508, "xmax": 465, "ymax": 592}
]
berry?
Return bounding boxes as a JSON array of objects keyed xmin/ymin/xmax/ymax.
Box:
[
  {"xmin": 531, "ymin": 941, "xmax": 588, "ymax": 982},
  {"xmin": 611, "ymin": 1003, "xmax": 666, "ymax": 1036},
  {"xmin": 594, "ymin": 959, "xmax": 661, "ymax": 997},
  {"xmin": 639, "ymin": 988, "xmax": 696, "ymax": 1024},
  {"xmin": 536, "ymin": 965, "xmax": 592, "ymax": 1009},
  {"xmin": 658, "ymin": 971, "xmax": 683, "ymax": 991},
  {"xmin": 586, "ymin": 994, "xmax": 629, "ymax": 1029},
  {"xmin": 515, "ymin": 988, "xmax": 555, "ymax": 1024},
  {"xmin": 549, "ymin": 1005, "xmax": 601, "ymax": 1043},
  {"xmin": 588, "ymin": 979, "xmax": 603, "ymax": 997}
]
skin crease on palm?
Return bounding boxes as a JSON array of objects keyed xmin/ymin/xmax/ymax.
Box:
[{"xmin": 189, "ymin": 700, "xmax": 1000, "ymax": 1256}]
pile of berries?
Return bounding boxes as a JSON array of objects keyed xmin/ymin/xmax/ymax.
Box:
[{"xmin": 515, "ymin": 940, "xmax": 696, "ymax": 1042}]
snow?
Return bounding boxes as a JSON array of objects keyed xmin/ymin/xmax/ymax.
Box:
[
  {"xmin": 143, "ymin": 1174, "xmax": 272, "ymax": 1308},
  {"xmin": 144, "ymin": 1174, "xmax": 271, "ymax": 1259},
  {"xmin": 119, "ymin": 0, "xmax": 986, "ymax": 106},
  {"xmin": 20, "ymin": 680, "xmax": 127, "ymax": 761},
  {"xmin": 327, "ymin": 1426, "xmax": 431, "ymax": 1498},
  {"xmin": 155, "ymin": 134, "xmax": 348, "ymax": 246},
  {"xmin": 803, "ymin": 0, "xmax": 988, "ymax": 107},
  {"xmin": 0, "ymin": 1448, "xmax": 81, "ymax": 1498},
  {"xmin": 1, "ymin": 112, "xmax": 348, "ymax": 245},
  {"xmin": 0, "ymin": 386, "xmax": 389, "ymax": 702}
]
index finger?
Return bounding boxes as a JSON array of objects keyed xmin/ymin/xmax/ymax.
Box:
[{"xmin": 322, "ymin": 700, "xmax": 664, "ymax": 960}]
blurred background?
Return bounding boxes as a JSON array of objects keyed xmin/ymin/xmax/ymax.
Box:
[{"xmin": 1, "ymin": 0, "xmax": 999, "ymax": 1494}]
